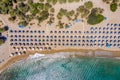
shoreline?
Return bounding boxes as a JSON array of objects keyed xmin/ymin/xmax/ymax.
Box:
[{"xmin": 0, "ymin": 49, "xmax": 120, "ymax": 73}]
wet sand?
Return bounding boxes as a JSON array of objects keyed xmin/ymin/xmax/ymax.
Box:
[{"xmin": 0, "ymin": 49, "xmax": 120, "ymax": 73}]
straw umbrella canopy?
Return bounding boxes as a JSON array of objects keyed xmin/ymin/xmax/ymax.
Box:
[
  {"xmin": 35, "ymin": 43, "xmax": 37, "ymax": 46},
  {"xmin": 26, "ymin": 30, "xmax": 29, "ymax": 33},
  {"xmin": 58, "ymin": 31, "xmax": 61, "ymax": 33},
  {"xmin": 10, "ymin": 35, "xmax": 13, "ymax": 37},
  {"xmin": 79, "ymin": 31, "xmax": 81, "ymax": 34},
  {"xmin": 10, "ymin": 43, "xmax": 13, "ymax": 46},
  {"xmin": 78, "ymin": 44, "xmax": 80, "ymax": 46},
  {"xmin": 39, "ymin": 43, "xmax": 42, "ymax": 45},
  {"xmin": 110, "ymin": 27, "xmax": 113, "ymax": 30},
  {"xmin": 118, "ymin": 36, "xmax": 120, "ymax": 39},
  {"xmin": 118, "ymin": 31, "xmax": 120, "ymax": 34},
  {"xmin": 114, "ymin": 24, "xmax": 117, "ymax": 26},
  {"xmin": 44, "ymin": 47, "xmax": 47, "ymax": 50},
  {"xmin": 36, "ymin": 47, "xmax": 39, "ymax": 50},
  {"xmin": 42, "ymin": 30, "xmax": 45, "ymax": 33},
  {"xmin": 114, "ymin": 27, "xmax": 117, "ymax": 30},
  {"xmin": 114, "ymin": 31, "xmax": 117, "ymax": 34},
  {"xmin": 111, "ymin": 24, "xmax": 113, "ymax": 26},
  {"xmin": 14, "ymin": 43, "xmax": 17, "ymax": 46},
  {"xmin": 15, "ymin": 35, "xmax": 17, "ymax": 38},
  {"xmin": 10, "ymin": 39, "xmax": 13, "ymax": 42},
  {"xmin": 50, "ymin": 43, "xmax": 53, "ymax": 46},
  {"xmin": 14, "ymin": 30, "xmax": 17, "ymax": 33},
  {"xmin": 107, "ymin": 23, "xmax": 109, "ymax": 26},
  {"xmin": 54, "ymin": 31, "xmax": 57, "ymax": 33},
  {"xmin": 10, "ymin": 30, "xmax": 13, "ymax": 33},
  {"xmin": 29, "ymin": 47, "xmax": 32, "ymax": 50},
  {"xmin": 22, "ymin": 30, "xmax": 25, "ymax": 33},
  {"xmin": 48, "ymin": 47, "xmax": 51, "ymax": 50},
  {"xmin": 23, "ymin": 51, "xmax": 26, "ymax": 54},
  {"xmin": 15, "ymin": 52, "xmax": 18, "ymax": 55}
]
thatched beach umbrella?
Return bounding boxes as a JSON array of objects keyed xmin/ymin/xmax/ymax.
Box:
[
  {"xmin": 58, "ymin": 31, "xmax": 61, "ymax": 33},
  {"xmin": 14, "ymin": 30, "xmax": 17, "ymax": 33},
  {"xmin": 54, "ymin": 31, "xmax": 57, "ymax": 33},
  {"xmin": 36, "ymin": 47, "xmax": 39, "ymax": 50},
  {"xmin": 15, "ymin": 35, "xmax": 17, "ymax": 38},
  {"xmin": 23, "ymin": 51, "xmax": 26, "ymax": 54},
  {"xmin": 10, "ymin": 35, "xmax": 13, "ymax": 37},
  {"xmin": 10, "ymin": 30, "xmax": 13, "ymax": 33},
  {"xmin": 26, "ymin": 30, "xmax": 29, "ymax": 33},
  {"xmin": 42, "ymin": 30, "xmax": 45, "ymax": 33},
  {"xmin": 48, "ymin": 47, "xmax": 51, "ymax": 50},
  {"xmin": 22, "ymin": 30, "xmax": 25, "ymax": 33},
  {"xmin": 50, "ymin": 43, "xmax": 53, "ymax": 46}
]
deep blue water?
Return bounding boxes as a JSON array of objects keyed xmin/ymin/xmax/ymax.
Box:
[{"xmin": 0, "ymin": 53, "xmax": 120, "ymax": 80}]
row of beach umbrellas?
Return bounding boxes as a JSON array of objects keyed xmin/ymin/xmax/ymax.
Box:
[
  {"xmin": 13, "ymin": 47, "xmax": 51, "ymax": 51},
  {"xmin": 10, "ymin": 42, "xmax": 120, "ymax": 47},
  {"xmin": 9, "ymin": 29, "xmax": 120, "ymax": 34},
  {"xmin": 107, "ymin": 23, "xmax": 120, "ymax": 26},
  {"xmin": 10, "ymin": 38, "xmax": 120, "ymax": 43},
  {"xmin": 10, "ymin": 35, "xmax": 120, "ymax": 39}
]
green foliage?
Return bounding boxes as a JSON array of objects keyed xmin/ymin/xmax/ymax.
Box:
[
  {"xmin": 52, "ymin": 0, "xmax": 58, "ymax": 5},
  {"xmin": 77, "ymin": 6, "xmax": 85, "ymax": 13},
  {"xmin": 27, "ymin": 0, "xmax": 33, "ymax": 5},
  {"xmin": 113, "ymin": 0, "xmax": 119, "ymax": 3},
  {"xmin": 44, "ymin": 3, "xmax": 52, "ymax": 10},
  {"xmin": 74, "ymin": 0, "xmax": 80, "ymax": 2},
  {"xmin": 37, "ymin": 3, "xmax": 44, "ymax": 10},
  {"xmin": 68, "ymin": 10, "xmax": 75, "ymax": 16},
  {"xmin": 110, "ymin": 3, "xmax": 117, "ymax": 12},
  {"xmin": 0, "ymin": 39, "xmax": 4, "ymax": 45},
  {"xmin": 18, "ymin": 20, "xmax": 28, "ymax": 26},
  {"xmin": 50, "ymin": 8, "xmax": 55, "ymax": 13},
  {"xmin": 0, "ymin": 1, "xmax": 13, "ymax": 14},
  {"xmin": 0, "ymin": 0, "xmax": 104, "ymax": 28},
  {"xmin": 37, "ymin": 11, "xmax": 49, "ymax": 23},
  {"xmin": 57, "ymin": 12, "xmax": 63, "ymax": 19},
  {"xmin": 58, "ymin": 21, "xmax": 64, "ymax": 28},
  {"xmin": 25, "ymin": 15, "xmax": 33, "ymax": 22},
  {"xmin": 84, "ymin": 1, "xmax": 93, "ymax": 9},
  {"xmin": 8, "ymin": 16, "xmax": 16, "ymax": 21},
  {"xmin": 59, "ymin": 0, "xmax": 67, "ymax": 4},
  {"xmin": 47, "ymin": 0, "xmax": 52, "ymax": 3},
  {"xmin": 39, "ymin": 0, "xmax": 44, "ymax": 2},
  {"xmin": 68, "ymin": 0, "xmax": 74, "ymax": 3},
  {"xmin": 81, "ymin": 9, "xmax": 90, "ymax": 18},
  {"xmin": 29, "ymin": 3, "xmax": 39, "ymax": 15},
  {"xmin": 103, "ymin": 0, "xmax": 119, "ymax": 12},
  {"xmin": 87, "ymin": 13, "xmax": 104, "ymax": 25},
  {"xmin": 18, "ymin": 2, "xmax": 29, "ymax": 13},
  {"xmin": 0, "ymin": 28, "xmax": 5, "ymax": 33}
]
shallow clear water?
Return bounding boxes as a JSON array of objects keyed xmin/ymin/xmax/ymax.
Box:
[{"xmin": 0, "ymin": 52, "xmax": 120, "ymax": 80}]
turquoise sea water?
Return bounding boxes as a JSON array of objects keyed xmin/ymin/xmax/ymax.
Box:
[{"xmin": 0, "ymin": 52, "xmax": 120, "ymax": 80}]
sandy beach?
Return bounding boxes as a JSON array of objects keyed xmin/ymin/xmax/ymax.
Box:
[{"xmin": 0, "ymin": 0, "xmax": 120, "ymax": 74}]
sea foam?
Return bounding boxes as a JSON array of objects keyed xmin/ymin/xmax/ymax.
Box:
[{"xmin": 28, "ymin": 53, "xmax": 45, "ymax": 59}]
